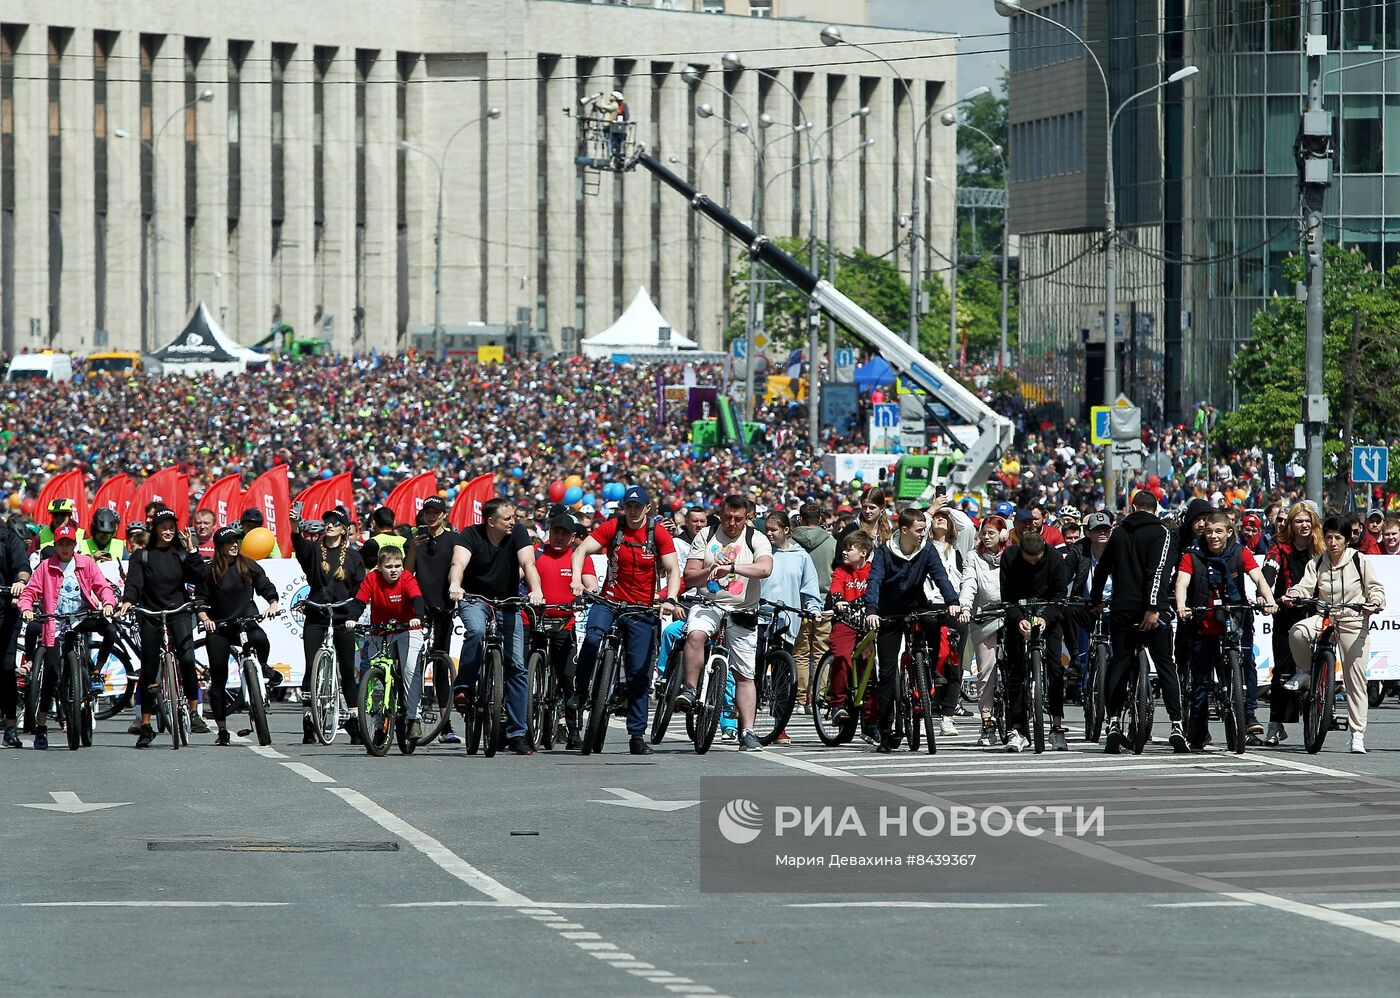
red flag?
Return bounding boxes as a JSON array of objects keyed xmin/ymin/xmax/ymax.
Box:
[
  {"xmin": 197, "ymin": 474, "xmax": 244, "ymax": 528},
  {"xmin": 386, "ymin": 472, "xmax": 438, "ymax": 528},
  {"xmin": 451, "ymin": 474, "xmax": 495, "ymax": 531},
  {"xmin": 292, "ymin": 479, "xmax": 328, "ymax": 521},
  {"xmin": 296, "ymin": 472, "xmax": 355, "ymax": 523},
  {"xmin": 242, "ymin": 465, "xmax": 291, "ymax": 555},
  {"xmin": 129, "ymin": 467, "xmax": 189, "ymax": 529},
  {"xmin": 91, "ymin": 474, "xmax": 135, "ymax": 539},
  {"xmin": 35, "ymin": 470, "xmax": 88, "ymax": 530}
]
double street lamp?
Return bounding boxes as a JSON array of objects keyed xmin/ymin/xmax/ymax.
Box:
[
  {"xmin": 994, "ymin": 0, "xmax": 1197, "ymax": 512},
  {"xmin": 400, "ymin": 106, "xmax": 503, "ymax": 353},
  {"xmin": 116, "ymin": 88, "xmax": 215, "ymax": 352}
]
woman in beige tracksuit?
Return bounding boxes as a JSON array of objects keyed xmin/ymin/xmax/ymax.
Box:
[{"xmin": 1284, "ymin": 517, "xmax": 1386, "ymax": 753}]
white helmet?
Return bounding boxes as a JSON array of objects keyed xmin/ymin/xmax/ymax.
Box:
[
  {"xmin": 1057, "ymin": 504, "xmax": 1080, "ymax": 523},
  {"xmin": 610, "ymin": 90, "xmax": 624, "ymax": 100}
]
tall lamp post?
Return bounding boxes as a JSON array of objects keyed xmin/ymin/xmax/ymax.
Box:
[
  {"xmin": 117, "ymin": 88, "xmax": 215, "ymax": 352},
  {"xmin": 400, "ymin": 106, "xmax": 502, "ymax": 354},
  {"xmin": 994, "ymin": 0, "xmax": 1196, "ymax": 513},
  {"xmin": 941, "ymin": 112, "xmax": 1010, "ymax": 370}
]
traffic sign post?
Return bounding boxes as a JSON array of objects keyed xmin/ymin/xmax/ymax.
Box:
[{"xmin": 1352, "ymin": 446, "xmax": 1389, "ymax": 484}]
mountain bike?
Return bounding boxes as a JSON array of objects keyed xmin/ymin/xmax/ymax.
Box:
[
  {"xmin": 130, "ymin": 602, "xmax": 204, "ymax": 750},
  {"xmin": 210, "ymin": 615, "xmax": 274, "ymax": 748},
  {"xmin": 1082, "ymin": 605, "xmax": 1110, "ymax": 743},
  {"xmin": 295, "ymin": 598, "xmax": 356, "ymax": 745},
  {"xmin": 650, "ymin": 618, "xmax": 689, "ymax": 745},
  {"xmin": 876, "ymin": 608, "xmax": 947, "ymax": 754},
  {"xmin": 527, "ymin": 604, "xmax": 577, "ymax": 751},
  {"xmin": 970, "ymin": 603, "xmax": 1010, "ymax": 746},
  {"xmin": 665, "ymin": 595, "xmax": 733, "ymax": 755},
  {"xmin": 414, "ymin": 617, "xmax": 455, "ymax": 745},
  {"xmin": 355, "ymin": 621, "xmax": 421, "ymax": 757},
  {"xmin": 812, "ymin": 605, "xmax": 878, "ymax": 747},
  {"xmin": 29, "ymin": 609, "xmax": 110, "ymax": 751},
  {"xmin": 1183, "ymin": 603, "xmax": 1265, "ymax": 755},
  {"xmin": 752, "ymin": 599, "xmax": 811, "ymax": 745},
  {"xmin": 1291, "ymin": 598, "xmax": 1366, "ymax": 754},
  {"xmin": 457, "ymin": 595, "xmax": 533, "ymax": 757},
  {"xmin": 578, "ymin": 593, "xmax": 663, "ymax": 756}
]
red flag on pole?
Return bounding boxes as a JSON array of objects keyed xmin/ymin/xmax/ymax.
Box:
[
  {"xmin": 319, "ymin": 473, "xmax": 355, "ymax": 522},
  {"xmin": 292, "ymin": 479, "xmax": 327, "ymax": 520},
  {"xmin": 129, "ymin": 467, "xmax": 189, "ymax": 529},
  {"xmin": 242, "ymin": 465, "xmax": 291, "ymax": 555},
  {"xmin": 91, "ymin": 474, "xmax": 135, "ymax": 539},
  {"xmin": 35, "ymin": 471, "xmax": 89, "ymax": 530},
  {"xmin": 451, "ymin": 474, "xmax": 495, "ymax": 531},
  {"xmin": 385, "ymin": 472, "xmax": 438, "ymax": 527},
  {"xmin": 197, "ymin": 473, "xmax": 244, "ymax": 528}
]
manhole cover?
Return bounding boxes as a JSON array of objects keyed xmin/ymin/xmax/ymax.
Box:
[{"xmin": 148, "ymin": 839, "xmax": 399, "ymax": 853}]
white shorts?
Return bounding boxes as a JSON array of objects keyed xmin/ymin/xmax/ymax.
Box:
[{"xmin": 685, "ymin": 604, "xmax": 758, "ymax": 679}]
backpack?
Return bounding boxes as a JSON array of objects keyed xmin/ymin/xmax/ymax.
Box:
[{"xmin": 604, "ymin": 514, "xmax": 661, "ymax": 592}]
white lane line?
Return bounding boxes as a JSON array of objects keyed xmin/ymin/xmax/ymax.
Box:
[
  {"xmin": 327, "ymin": 787, "xmax": 533, "ymax": 906},
  {"xmin": 902, "ymin": 769, "xmax": 1312, "ymax": 787},
  {"xmin": 786, "ymin": 900, "xmax": 1044, "ymax": 909},
  {"xmin": 280, "ymin": 762, "xmax": 336, "ymax": 784},
  {"xmin": 551, "ymin": 922, "xmax": 585, "ymax": 929},
  {"xmin": 1148, "ymin": 901, "xmax": 1254, "ymax": 908},
  {"xmin": 1199, "ymin": 865, "xmax": 1400, "ymax": 880},
  {"xmin": 750, "ymin": 742, "xmax": 1400, "ymax": 948},
  {"xmin": 1110, "ymin": 815, "xmax": 1399, "ymax": 832},
  {"xmin": 985, "ymin": 788, "xmax": 1387, "ymax": 807},
  {"xmin": 839, "ymin": 757, "xmax": 1267, "ymax": 772},
  {"xmin": 1108, "ymin": 830, "xmax": 1400, "ymax": 848},
  {"xmin": 247, "ymin": 745, "xmax": 288, "ymax": 760},
  {"xmin": 386, "ymin": 900, "xmax": 674, "ymax": 910},
  {"xmin": 577, "ymin": 942, "xmax": 619, "ymax": 951},
  {"xmin": 560, "ymin": 931, "xmax": 602, "ymax": 940},
  {"xmin": 879, "ymin": 764, "xmax": 1272, "ymax": 779},
  {"xmin": 1324, "ymin": 901, "xmax": 1400, "ymax": 910},
  {"xmin": 1147, "ymin": 847, "xmax": 1398, "ymax": 864},
  {"xmin": 939, "ymin": 777, "xmax": 1334, "ymax": 797},
  {"xmin": 17, "ymin": 901, "xmax": 289, "ymax": 908},
  {"xmin": 1244, "ymin": 752, "xmax": 1400, "ymax": 791},
  {"xmin": 1103, "ymin": 801, "xmax": 1371, "ymax": 818}
]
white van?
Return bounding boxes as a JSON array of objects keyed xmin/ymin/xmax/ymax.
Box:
[{"xmin": 5, "ymin": 352, "xmax": 74, "ymax": 383}]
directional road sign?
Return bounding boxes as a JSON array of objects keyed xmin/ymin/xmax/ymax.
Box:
[{"xmin": 1352, "ymin": 446, "xmax": 1389, "ymax": 484}]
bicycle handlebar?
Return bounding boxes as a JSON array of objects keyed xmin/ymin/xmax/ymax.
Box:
[
  {"xmin": 295, "ymin": 598, "xmax": 356, "ymax": 612},
  {"xmin": 130, "ymin": 602, "xmax": 205, "ymax": 618},
  {"xmin": 27, "ymin": 607, "xmax": 112, "ymax": 622},
  {"xmin": 1289, "ymin": 598, "xmax": 1371, "ymax": 615},
  {"xmin": 759, "ymin": 598, "xmax": 826, "ymax": 620},
  {"xmin": 353, "ymin": 621, "xmax": 421, "ymax": 636}
]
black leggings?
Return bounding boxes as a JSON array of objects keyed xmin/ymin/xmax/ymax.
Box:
[
  {"xmin": 204, "ymin": 621, "xmax": 270, "ymax": 723},
  {"xmin": 137, "ymin": 613, "xmax": 198, "ymax": 711},
  {"xmin": 0, "ymin": 604, "xmax": 20, "ymax": 721},
  {"xmin": 302, "ymin": 620, "xmax": 358, "ymax": 702}
]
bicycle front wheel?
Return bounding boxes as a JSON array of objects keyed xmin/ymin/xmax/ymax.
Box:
[
  {"xmin": 1224, "ymin": 648, "xmax": 1246, "ymax": 755},
  {"xmin": 583, "ymin": 644, "xmax": 618, "ymax": 756},
  {"xmin": 243, "ymin": 657, "xmax": 271, "ymax": 747},
  {"xmin": 163, "ymin": 652, "xmax": 186, "ymax": 750},
  {"xmin": 358, "ymin": 665, "xmax": 394, "ymax": 757},
  {"xmin": 694, "ymin": 656, "xmax": 725, "ymax": 755},
  {"xmin": 416, "ymin": 651, "xmax": 453, "ymax": 745},
  {"xmin": 1130, "ymin": 654, "xmax": 1151, "ymax": 755},
  {"xmin": 754, "ymin": 650, "xmax": 796, "ymax": 746},
  {"xmin": 898, "ymin": 665, "xmax": 917, "ymax": 752},
  {"xmin": 1303, "ymin": 648, "xmax": 1333, "ymax": 754},
  {"xmin": 1030, "ymin": 646, "xmax": 1046, "ymax": 755},
  {"xmin": 526, "ymin": 648, "xmax": 548, "ymax": 750},
  {"xmin": 23, "ymin": 654, "xmax": 42, "ymax": 734},
  {"xmin": 911, "ymin": 651, "xmax": 937, "ymax": 756},
  {"xmin": 1085, "ymin": 641, "xmax": 1107, "ymax": 743},
  {"xmin": 65, "ymin": 646, "xmax": 84, "ymax": 751},
  {"xmin": 811, "ymin": 653, "xmax": 855, "ymax": 747},
  {"xmin": 309, "ymin": 646, "xmax": 340, "ymax": 745},
  {"xmin": 482, "ymin": 647, "xmax": 505, "ymax": 759},
  {"xmin": 651, "ymin": 641, "xmax": 684, "ymax": 745}
]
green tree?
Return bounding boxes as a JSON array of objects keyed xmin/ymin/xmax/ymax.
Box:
[
  {"xmin": 955, "ymin": 72, "xmax": 1008, "ymax": 258},
  {"xmin": 726, "ymin": 238, "xmax": 909, "ymax": 349},
  {"xmin": 1222, "ymin": 244, "xmax": 1400, "ymax": 488}
]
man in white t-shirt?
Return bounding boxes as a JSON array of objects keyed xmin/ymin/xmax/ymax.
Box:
[{"xmin": 675, "ymin": 494, "xmax": 774, "ymax": 751}]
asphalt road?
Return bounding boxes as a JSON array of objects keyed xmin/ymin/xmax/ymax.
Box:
[{"xmin": 7, "ymin": 696, "xmax": 1400, "ymax": 997}]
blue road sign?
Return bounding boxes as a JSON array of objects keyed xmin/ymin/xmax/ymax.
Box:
[
  {"xmin": 1352, "ymin": 446, "xmax": 1389, "ymax": 484},
  {"xmin": 873, "ymin": 403, "xmax": 900, "ymax": 428}
]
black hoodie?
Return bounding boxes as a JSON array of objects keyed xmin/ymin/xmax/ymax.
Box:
[
  {"xmin": 1090, "ymin": 509, "xmax": 1175, "ymax": 612},
  {"xmin": 1177, "ymin": 497, "xmax": 1214, "ymax": 554}
]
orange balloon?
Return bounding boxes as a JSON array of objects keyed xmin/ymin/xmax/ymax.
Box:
[
  {"xmin": 564, "ymin": 474, "xmax": 584, "ymax": 491},
  {"xmin": 241, "ymin": 526, "xmax": 276, "ymax": 560},
  {"xmin": 6, "ymin": 493, "xmax": 19, "ymax": 510}
]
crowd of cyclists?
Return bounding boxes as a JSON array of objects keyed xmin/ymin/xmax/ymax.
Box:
[{"xmin": 1, "ymin": 478, "xmax": 1388, "ymax": 758}]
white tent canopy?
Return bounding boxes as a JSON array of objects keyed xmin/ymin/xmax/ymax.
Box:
[
  {"xmin": 582, "ymin": 286, "xmax": 700, "ymax": 357},
  {"xmin": 149, "ymin": 302, "xmax": 268, "ymax": 376}
]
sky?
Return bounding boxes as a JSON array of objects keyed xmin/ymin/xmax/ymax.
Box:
[{"xmin": 868, "ymin": 0, "xmax": 1008, "ymax": 98}]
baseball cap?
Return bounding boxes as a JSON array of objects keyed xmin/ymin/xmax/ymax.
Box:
[
  {"xmin": 548, "ymin": 514, "xmax": 576, "ymax": 532},
  {"xmin": 623, "ymin": 485, "xmax": 651, "ymax": 505},
  {"xmin": 422, "ymin": 496, "xmax": 448, "ymax": 514},
  {"xmin": 1085, "ymin": 511, "xmax": 1113, "ymax": 530},
  {"xmin": 214, "ymin": 526, "xmax": 242, "ymax": 547},
  {"xmin": 53, "ymin": 523, "xmax": 78, "ymax": 542},
  {"xmin": 1014, "ymin": 509, "xmax": 1036, "ymax": 527},
  {"xmin": 149, "ymin": 507, "xmax": 178, "ymax": 527},
  {"xmin": 1242, "ymin": 513, "xmax": 1263, "ymax": 529},
  {"xmin": 322, "ymin": 507, "xmax": 350, "ymax": 527},
  {"xmin": 1368, "ymin": 507, "xmax": 1385, "ymax": 521},
  {"xmin": 579, "ymin": 504, "xmax": 596, "ymax": 515}
]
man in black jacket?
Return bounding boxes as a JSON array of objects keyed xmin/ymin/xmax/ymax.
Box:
[
  {"xmin": 1090, "ymin": 490, "xmax": 1188, "ymax": 753},
  {"xmin": 1000, "ymin": 530, "xmax": 1069, "ymax": 752},
  {"xmin": 0, "ymin": 520, "xmax": 32, "ymax": 747},
  {"xmin": 865, "ymin": 507, "xmax": 960, "ymax": 752}
]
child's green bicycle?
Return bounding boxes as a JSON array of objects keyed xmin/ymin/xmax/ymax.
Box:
[
  {"xmin": 812, "ymin": 607, "xmax": 879, "ymax": 746},
  {"xmin": 356, "ymin": 621, "xmax": 420, "ymax": 757}
]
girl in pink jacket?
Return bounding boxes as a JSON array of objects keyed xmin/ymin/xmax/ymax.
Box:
[{"xmin": 17, "ymin": 524, "xmax": 117, "ymax": 749}]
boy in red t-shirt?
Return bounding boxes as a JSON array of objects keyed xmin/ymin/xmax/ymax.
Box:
[
  {"xmin": 1173, "ymin": 511, "xmax": 1277, "ymax": 749},
  {"xmin": 827, "ymin": 531, "xmax": 875, "ymax": 729},
  {"xmin": 533, "ymin": 514, "xmax": 583, "ymax": 748},
  {"xmin": 346, "ymin": 547, "xmax": 427, "ymax": 740}
]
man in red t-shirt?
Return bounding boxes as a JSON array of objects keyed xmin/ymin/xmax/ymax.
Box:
[
  {"xmin": 1173, "ymin": 511, "xmax": 1277, "ymax": 750},
  {"xmin": 535, "ymin": 514, "xmax": 583, "ymax": 749},
  {"xmin": 346, "ymin": 547, "xmax": 427, "ymax": 740},
  {"xmin": 569, "ymin": 486, "xmax": 681, "ymax": 754}
]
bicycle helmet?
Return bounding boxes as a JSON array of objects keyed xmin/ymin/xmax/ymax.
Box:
[
  {"xmin": 91, "ymin": 508, "xmax": 120, "ymax": 535},
  {"xmin": 126, "ymin": 520, "xmax": 149, "ymax": 536},
  {"xmin": 48, "ymin": 497, "xmax": 75, "ymax": 515},
  {"xmin": 1057, "ymin": 504, "xmax": 1080, "ymax": 522},
  {"xmin": 994, "ymin": 500, "xmax": 1015, "ymax": 518},
  {"xmin": 214, "ymin": 526, "xmax": 242, "ymax": 547}
]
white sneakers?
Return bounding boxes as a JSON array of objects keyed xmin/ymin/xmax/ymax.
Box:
[
  {"xmin": 1351, "ymin": 732, "xmax": 1367, "ymax": 754},
  {"xmin": 1006, "ymin": 731, "xmax": 1028, "ymax": 753},
  {"xmin": 939, "ymin": 716, "xmax": 959, "ymax": 737}
]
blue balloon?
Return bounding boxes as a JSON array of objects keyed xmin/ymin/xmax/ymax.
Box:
[
  {"xmin": 583, "ymin": 493, "xmax": 596, "ymax": 506},
  {"xmin": 447, "ymin": 488, "xmax": 458, "ymax": 500},
  {"xmin": 511, "ymin": 466, "xmax": 525, "ymax": 479},
  {"xmin": 320, "ymin": 468, "xmax": 334, "ymax": 479},
  {"xmin": 365, "ymin": 477, "xmax": 377, "ymax": 489},
  {"xmin": 379, "ymin": 465, "xmax": 391, "ymax": 476},
  {"xmin": 563, "ymin": 486, "xmax": 583, "ymax": 506},
  {"xmin": 854, "ymin": 470, "xmax": 865, "ymax": 480}
]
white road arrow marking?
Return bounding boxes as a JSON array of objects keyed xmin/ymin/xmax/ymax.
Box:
[
  {"xmin": 588, "ymin": 788, "xmax": 699, "ymax": 812},
  {"xmin": 16, "ymin": 792, "xmax": 132, "ymax": 815}
]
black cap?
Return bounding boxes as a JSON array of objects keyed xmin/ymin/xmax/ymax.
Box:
[
  {"xmin": 548, "ymin": 514, "xmax": 576, "ymax": 532},
  {"xmin": 214, "ymin": 526, "xmax": 242, "ymax": 547},
  {"xmin": 150, "ymin": 507, "xmax": 178, "ymax": 527},
  {"xmin": 422, "ymin": 496, "xmax": 448, "ymax": 514},
  {"xmin": 322, "ymin": 507, "xmax": 350, "ymax": 527}
]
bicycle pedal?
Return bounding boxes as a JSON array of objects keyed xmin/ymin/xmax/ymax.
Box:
[{"xmin": 236, "ymin": 728, "xmax": 252, "ymax": 738}]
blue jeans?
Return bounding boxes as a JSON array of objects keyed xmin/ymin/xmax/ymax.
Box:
[
  {"xmin": 576, "ymin": 603, "xmax": 657, "ymax": 738},
  {"xmin": 456, "ymin": 601, "xmax": 528, "ymax": 739}
]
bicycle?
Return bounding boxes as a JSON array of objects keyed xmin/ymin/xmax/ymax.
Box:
[
  {"xmin": 660, "ymin": 595, "xmax": 738, "ymax": 755},
  {"xmin": 577, "ymin": 592, "xmax": 664, "ymax": 756},
  {"xmin": 355, "ymin": 621, "xmax": 422, "ymax": 757},
  {"xmin": 811, "ymin": 605, "xmax": 878, "ymax": 747},
  {"xmin": 209, "ymin": 615, "xmax": 275, "ymax": 748},
  {"xmin": 875, "ymin": 608, "xmax": 947, "ymax": 755},
  {"xmin": 752, "ymin": 599, "xmax": 810, "ymax": 745},
  {"xmin": 1290, "ymin": 598, "xmax": 1366, "ymax": 754},
  {"xmin": 29, "ymin": 609, "xmax": 110, "ymax": 751},
  {"xmin": 295, "ymin": 598, "xmax": 357, "ymax": 746},
  {"xmin": 1081, "ymin": 605, "xmax": 1111, "ymax": 744},
  {"xmin": 457, "ymin": 595, "xmax": 533, "ymax": 758},
  {"xmin": 92, "ymin": 614, "xmax": 143, "ymax": 721},
  {"xmin": 649, "ymin": 613, "xmax": 689, "ymax": 745},
  {"xmin": 970, "ymin": 603, "xmax": 1010, "ymax": 746},
  {"xmin": 414, "ymin": 617, "xmax": 455, "ymax": 746},
  {"xmin": 526, "ymin": 603, "xmax": 577, "ymax": 751},
  {"xmin": 130, "ymin": 602, "xmax": 205, "ymax": 750},
  {"xmin": 1182, "ymin": 603, "xmax": 1265, "ymax": 755}
]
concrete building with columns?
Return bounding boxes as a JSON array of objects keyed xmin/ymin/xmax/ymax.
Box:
[{"xmin": 0, "ymin": 0, "xmax": 956, "ymax": 356}]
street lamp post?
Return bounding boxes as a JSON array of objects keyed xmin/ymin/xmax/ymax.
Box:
[
  {"xmin": 401, "ymin": 107, "xmax": 502, "ymax": 355},
  {"xmin": 815, "ymin": 108, "xmax": 871, "ymax": 391},
  {"xmin": 994, "ymin": 0, "xmax": 1196, "ymax": 513},
  {"xmin": 118, "ymin": 88, "xmax": 214, "ymax": 352},
  {"xmin": 942, "ymin": 113, "xmax": 1010, "ymax": 370}
]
